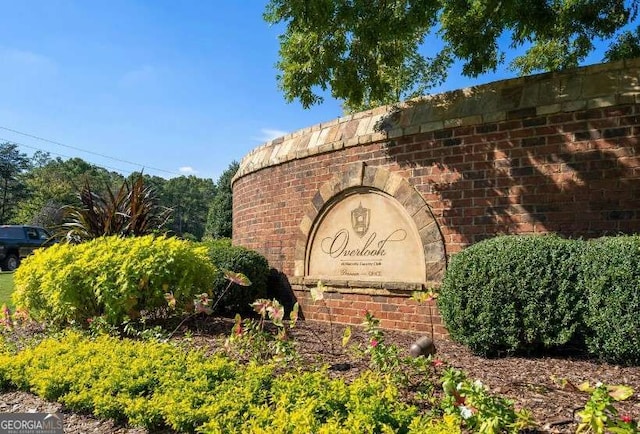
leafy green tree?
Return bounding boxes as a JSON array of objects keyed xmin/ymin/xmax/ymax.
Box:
[
  {"xmin": 14, "ymin": 153, "xmax": 81, "ymax": 227},
  {"xmin": 605, "ymin": 25, "xmax": 640, "ymax": 60},
  {"xmin": 0, "ymin": 143, "xmax": 30, "ymax": 223},
  {"xmin": 205, "ymin": 161, "xmax": 239, "ymax": 239},
  {"xmin": 162, "ymin": 176, "xmax": 216, "ymax": 240},
  {"xmin": 265, "ymin": 0, "xmax": 638, "ymax": 111},
  {"xmin": 14, "ymin": 154, "xmax": 124, "ymax": 228},
  {"xmin": 128, "ymin": 172, "xmax": 167, "ymax": 201}
]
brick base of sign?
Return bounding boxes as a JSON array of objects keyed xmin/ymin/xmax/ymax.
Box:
[{"xmin": 292, "ymin": 286, "xmax": 448, "ymax": 338}]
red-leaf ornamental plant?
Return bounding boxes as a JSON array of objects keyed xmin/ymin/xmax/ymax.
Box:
[
  {"xmin": 225, "ymin": 298, "xmax": 300, "ymax": 362},
  {"xmin": 59, "ymin": 174, "xmax": 171, "ymax": 243}
]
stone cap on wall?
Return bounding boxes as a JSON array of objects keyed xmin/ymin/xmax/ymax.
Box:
[{"xmin": 233, "ymin": 58, "xmax": 640, "ymax": 184}]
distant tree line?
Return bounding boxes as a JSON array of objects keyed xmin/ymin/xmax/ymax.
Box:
[{"xmin": 0, "ymin": 142, "xmax": 238, "ymax": 241}]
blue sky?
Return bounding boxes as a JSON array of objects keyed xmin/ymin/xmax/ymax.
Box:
[{"xmin": 0, "ymin": 1, "xmax": 622, "ymax": 181}]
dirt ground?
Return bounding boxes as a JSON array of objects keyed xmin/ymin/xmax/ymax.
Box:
[{"xmin": 1, "ymin": 317, "xmax": 638, "ymax": 433}]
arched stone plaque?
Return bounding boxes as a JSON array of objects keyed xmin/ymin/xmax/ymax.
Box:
[{"xmin": 307, "ymin": 188, "xmax": 426, "ymax": 284}]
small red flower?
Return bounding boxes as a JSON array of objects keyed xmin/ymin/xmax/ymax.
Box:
[
  {"xmin": 621, "ymin": 414, "xmax": 632, "ymax": 424},
  {"xmin": 432, "ymin": 358, "xmax": 445, "ymax": 367},
  {"xmin": 86, "ymin": 317, "xmax": 94, "ymax": 324},
  {"xmin": 370, "ymin": 339, "xmax": 379, "ymax": 348}
]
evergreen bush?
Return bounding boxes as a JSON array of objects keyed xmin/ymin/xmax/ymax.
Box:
[
  {"xmin": 581, "ymin": 235, "xmax": 640, "ymax": 365},
  {"xmin": 201, "ymin": 238, "xmax": 269, "ymax": 313},
  {"xmin": 438, "ymin": 235, "xmax": 585, "ymax": 356},
  {"xmin": 13, "ymin": 235, "xmax": 216, "ymax": 326}
]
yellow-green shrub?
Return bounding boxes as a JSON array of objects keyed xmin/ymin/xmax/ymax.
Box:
[
  {"xmin": 0, "ymin": 336, "xmax": 9, "ymax": 390},
  {"xmin": 13, "ymin": 235, "xmax": 216, "ymax": 326},
  {"xmin": 0, "ymin": 332, "xmax": 436, "ymax": 433}
]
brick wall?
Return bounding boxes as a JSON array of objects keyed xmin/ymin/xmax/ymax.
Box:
[{"xmin": 232, "ymin": 59, "xmax": 640, "ymax": 336}]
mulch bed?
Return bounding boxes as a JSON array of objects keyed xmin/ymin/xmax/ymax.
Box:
[{"xmin": 1, "ymin": 317, "xmax": 638, "ymax": 433}]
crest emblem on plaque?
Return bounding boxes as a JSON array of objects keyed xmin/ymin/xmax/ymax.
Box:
[{"xmin": 351, "ymin": 202, "xmax": 370, "ymax": 237}]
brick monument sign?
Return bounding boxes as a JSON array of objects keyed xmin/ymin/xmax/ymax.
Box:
[{"xmin": 233, "ymin": 59, "xmax": 640, "ymax": 335}]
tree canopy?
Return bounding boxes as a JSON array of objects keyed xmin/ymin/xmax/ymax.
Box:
[
  {"xmin": 5, "ymin": 150, "xmax": 235, "ymax": 242},
  {"xmin": 0, "ymin": 143, "xmax": 30, "ymax": 223},
  {"xmin": 15, "ymin": 153, "xmax": 125, "ymax": 227},
  {"xmin": 265, "ymin": 0, "xmax": 639, "ymax": 111},
  {"xmin": 161, "ymin": 175, "xmax": 217, "ymax": 240},
  {"xmin": 205, "ymin": 161, "xmax": 239, "ymax": 239}
]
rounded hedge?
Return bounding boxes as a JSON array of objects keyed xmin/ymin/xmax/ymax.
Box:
[
  {"xmin": 13, "ymin": 235, "xmax": 216, "ymax": 326},
  {"xmin": 201, "ymin": 238, "xmax": 269, "ymax": 314},
  {"xmin": 439, "ymin": 234, "xmax": 640, "ymax": 365},
  {"xmin": 438, "ymin": 235, "xmax": 585, "ymax": 357},
  {"xmin": 581, "ymin": 235, "xmax": 640, "ymax": 365}
]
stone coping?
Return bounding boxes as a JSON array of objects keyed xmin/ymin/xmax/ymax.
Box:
[
  {"xmin": 233, "ymin": 58, "xmax": 640, "ymax": 184},
  {"xmin": 290, "ymin": 276, "xmax": 426, "ymax": 295}
]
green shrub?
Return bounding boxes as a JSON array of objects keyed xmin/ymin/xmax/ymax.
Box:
[
  {"xmin": 13, "ymin": 235, "xmax": 216, "ymax": 326},
  {"xmin": 0, "ymin": 332, "xmax": 427, "ymax": 433},
  {"xmin": 201, "ymin": 238, "xmax": 269, "ymax": 314},
  {"xmin": 581, "ymin": 235, "xmax": 640, "ymax": 365},
  {"xmin": 438, "ymin": 235, "xmax": 584, "ymax": 356}
]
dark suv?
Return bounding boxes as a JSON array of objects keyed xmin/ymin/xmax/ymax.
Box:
[{"xmin": 0, "ymin": 225, "xmax": 55, "ymax": 271}]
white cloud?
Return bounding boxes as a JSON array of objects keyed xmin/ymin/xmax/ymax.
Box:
[
  {"xmin": 0, "ymin": 48, "xmax": 57, "ymax": 73},
  {"xmin": 178, "ymin": 166, "xmax": 198, "ymax": 175},
  {"xmin": 253, "ymin": 128, "xmax": 288, "ymax": 143}
]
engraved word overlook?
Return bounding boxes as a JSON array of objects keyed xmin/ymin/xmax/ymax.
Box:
[{"xmin": 320, "ymin": 228, "xmax": 407, "ymax": 258}]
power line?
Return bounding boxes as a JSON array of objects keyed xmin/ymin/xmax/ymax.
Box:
[
  {"xmin": 0, "ymin": 126, "xmax": 182, "ymax": 177},
  {"xmin": 0, "ymin": 136, "xmax": 141, "ymax": 176}
]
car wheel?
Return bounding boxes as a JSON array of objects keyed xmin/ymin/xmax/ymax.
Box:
[{"xmin": 3, "ymin": 254, "xmax": 19, "ymax": 271}]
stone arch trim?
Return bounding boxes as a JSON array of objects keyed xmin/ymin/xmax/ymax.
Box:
[{"xmin": 293, "ymin": 162, "xmax": 447, "ymax": 288}]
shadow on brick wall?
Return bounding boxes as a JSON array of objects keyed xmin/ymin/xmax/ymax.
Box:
[{"xmin": 383, "ymin": 107, "xmax": 640, "ymax": 245}]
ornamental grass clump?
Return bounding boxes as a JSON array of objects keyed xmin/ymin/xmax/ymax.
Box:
[{"xmin": 59, "ymin": 174, "xmax": 171, "ymax": 243}]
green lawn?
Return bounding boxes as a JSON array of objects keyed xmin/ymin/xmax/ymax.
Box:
[{"xmin": 0, "ymin": 272, "xmax": 15, "ymax": 309}]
